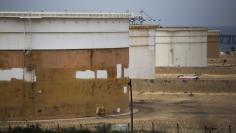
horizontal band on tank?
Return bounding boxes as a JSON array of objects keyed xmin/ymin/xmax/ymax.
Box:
[
  {"xmin": 0, "ymin": 31, "xmax": 129, "ymax": 33},
  {"xmin": 208, "ymin": 30, "xmax": 220, "ymax": 35},
  {"xmin": 0, "ymin": 48, "xmax": 129, "ymax": 50},
  {"xmin": 0, "ymin": 18, "xmax": 129, "ymax": 33},
  {"xmin": 155, "ymin": 35, "xmax": 208, "ymax": 37},
  {"xmin": 155, "ymin": 42, "xmax": 207, "ymax": 44},
  {"xmin": 129, "ymin": 44, "xmax": 155, "ymax": 47},
  {"xmin": 129, "ymin": 35, "xmax": 156, "ymax": 37},
  {"xmin": 0, "ymin": 48, "xmax": 129, "ymax": 51},
  {"xmin": 0, "ymin": 33, "xmax": 129, "ymax": 50},
  {"xmin": 0, "ymin": 12, "xmax": 131, "ymax": 19},
  {"xmin": 129, "ymin": 24, "xmax": 160, "ymax": 29},
  {"xmin": 156, "ymin": 27, "xmax": 208, "ymax": 31}
]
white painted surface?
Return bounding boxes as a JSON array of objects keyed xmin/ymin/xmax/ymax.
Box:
[
  {"xmin": 96, "ymin": 70, "xmax": 108, "ymax": 79},
  {"xmin": 116, "ymin": 64, "xmax": 122, "ymax": 78},
  {"xmin": 155, "ymin": 28, "xmax": 208, "ymax": 67},
  {"xmin": 208, "ymin": 30, "xmax": 220, "ymax": 36},
  {"xmin": 0, "ymin": 68, "xmax": 37, "ymax": 82},
  {"xmin": 23, "ymin": 69, "xmax": 37, "ymax": 82},
  {"xmin": 76, "ymin": 70, "xmax": 95, "ymax": 79},
  {"xmin": 0, "ymin": 16, "xmax": 129, "ymax": 50},
  {"xmin": 0, "ymin": 68, "xmax": 23, "ymax": 81},
  {"xmin": 124, "ymin": 68, "xmax": 129, "ymax": 78},
  {"xmin": 116, "ymin": 108, "xmax": 121, "ymax": 113},
  {"xmin": 220, "ymin": 51, "xmax": 225, "ymax": 55},
  {"xmin": 37, "ymin": 90, "xmax": 43, "ymax": 94},
  {"xmin": 123, "ymin": 86, "xmax": 128, "ymax": 94},
  {"xmin": 0, "ymin": 18, "xmax": 129, "ymax": 33},
  {"xmin": 0, "ymin": 33, "xmax": 128, "ymax": 49},
  {"xmin": 129, "ymin": 26, "xmax": 156, "ymax": 79},
  {"xmin": 129, "ymin": 46, "xmax": 155, "ymax": 79}
]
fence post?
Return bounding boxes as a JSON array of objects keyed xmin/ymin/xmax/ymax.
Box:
[
  {"xmin": 8, "ymin": 125, "xmax": 11, "ymax": 133},
  {"xmin": 152, "ymin": 122, "xmax": 155, "ymax": 133},
  {"xmin": 229, "ymin": 125, "xmax": 231, "ymax": 133},
  {"xmin": 177, "ymin": 123, "xmax": 179, "ymax": 133},
  {"xmin": 79, "ymin": 124, "xmax": 82, "ymax": 129},
  {"xmin": 128, "ymin": 123, "xmax": 130, "ymax": 133},
  {"xmin": 57, "ymin": 124, "xmax": 60, "ymax": 132},
  {"xmin": 204, "ymin": 126, "xmax": 207, "ymax": 133},
  {"xmin": 103, "ymin": 123, "xmax": 106, "ymax": 133}
]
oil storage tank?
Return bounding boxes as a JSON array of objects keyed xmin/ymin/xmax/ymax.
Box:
[
  {"xmin": 129, "ymin": 25, "xmax": 158, "ymax": 79},
  {"xmin": 0, "ymin": 12, "xmax": 130, "ymax": 120},
  {"xmin": 207, "ymin": 30, "xmax": 220, "ymax": 58},
  {"xmin": 155, "ymin": 27, "xmax": 208, "ymax": 67}
]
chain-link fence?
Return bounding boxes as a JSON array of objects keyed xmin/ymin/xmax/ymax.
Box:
[
  {"xmin": 0, "ymin": 119, "xmax": 235, "ymax": 133},
  {"xmin": 131, "ymin": 120, "xmax": 236, "ymax": 133}
]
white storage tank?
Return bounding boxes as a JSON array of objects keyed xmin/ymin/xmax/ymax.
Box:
[
  {"xmin": 129, "ymin": 25, "xmax": 158, "ymax": 79},
  {"xmin": 0, "ymin": 12, "xmax": 130, "ymax": 121},
  {"xmin": 155, "ymin": 27, "xmax": 208, "ymax": 67}
]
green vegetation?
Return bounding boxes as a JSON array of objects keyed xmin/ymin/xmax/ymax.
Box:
[
  {"xmin": 0, "ymin": 125, "xmax": 167, "ymax": 133},
  {"xmin": 0, "ymin": 126, "xmax": 124, "ymax": 133}
]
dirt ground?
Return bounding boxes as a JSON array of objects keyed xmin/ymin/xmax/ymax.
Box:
[
  {"xmin": 133, "ymin": 92, "xmax": 236, "ymax": 123},
  {"xmin": 3, "ymin": 92, "xmax": 236, "ymax": 124}
]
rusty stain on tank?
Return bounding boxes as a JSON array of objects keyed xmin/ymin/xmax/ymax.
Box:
[{"xmin": 0, "ymin": 48, "xmax": 129, "ymax": 120}]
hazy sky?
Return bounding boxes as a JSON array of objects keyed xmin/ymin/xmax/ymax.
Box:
[{"xmin": 0, "ymin": 0, "xmax": 236, "ymax": 27}]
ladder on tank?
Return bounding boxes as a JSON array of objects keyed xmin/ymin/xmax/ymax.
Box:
[
  {"xmin": 23, "ymin": 13, "xmax": 36, "ymax": 85},
  {"xmin": 22, "ymin": 13, "xmax": 36, "ymax": 119}
]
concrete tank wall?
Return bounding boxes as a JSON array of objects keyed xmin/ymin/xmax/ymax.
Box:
[
  {"xmin": 0, "ymin": 18, "xmax": 129, "ymax": 50},
  {"xmin": 207, "ymin": 30, "xmax": 220, "ymax": 58},
  {"xmin": 129, "ymin": 25, "xmax": 158, "ymax": 79},
  {"xmin": 0, "ymin": 12, "xmax": 130, "ymax": 121},
  {"xmin": 155, "ymin": 28, "xmax": 208, "ymax": 67}
]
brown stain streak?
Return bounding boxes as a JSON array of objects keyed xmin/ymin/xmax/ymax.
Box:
[{"xmin": 0, "ymin": 48, "xmax": 129, "ymax": 120}]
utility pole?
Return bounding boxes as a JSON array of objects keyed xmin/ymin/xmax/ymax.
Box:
[{"xmin": 128, "ymin": 79, "xmax": 133, "ymax": 133}]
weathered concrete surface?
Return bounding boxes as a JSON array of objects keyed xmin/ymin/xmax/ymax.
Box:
[
  {"xmin": 129, "ymin": 25, "xmax": 157, "ymax": 79},
  {"xmin": 156, "ymin": 66, "xmax": 236, "ymax": 74},
  {"xmin": 132, "ymin": 78, "xmax": 236, "ymax": 93},
  {"xmin": 0, "ymin": 48, "xmax": 129, "ymax": 120},
  {"xmin": 155, "ymin": 27, "xmax": 208, "ymax": 67},
  {"xmin": 208, "ymin": 55, "xmax": 236, "ymax": 66}
]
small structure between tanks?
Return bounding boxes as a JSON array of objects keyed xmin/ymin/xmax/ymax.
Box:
[{"xmin": 207, "ymin": 30, "xmax": 220, "ymax": 59}]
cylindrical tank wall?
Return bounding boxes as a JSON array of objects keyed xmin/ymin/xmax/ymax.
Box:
[
  {"xmin": 0, "ymin": 49, "xmax": 129, "ymax": 120},
  {"xmin": 207, "ymin": 30, "xmax": 220, "ymax": 58},
  {"xmin": 0, "ymin": 18, "xmax": 129, "ymax": 50},
  {"xmin": 155, "ymin": 28, "xmax": 208, "ymax": 67},
  {"xmin": 0, "ymin": 13, "xmax": 130, "ymax": 120},
  {"xmin": 129, "ymin": 25, "xmax": 157, "ymax": 79}
]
